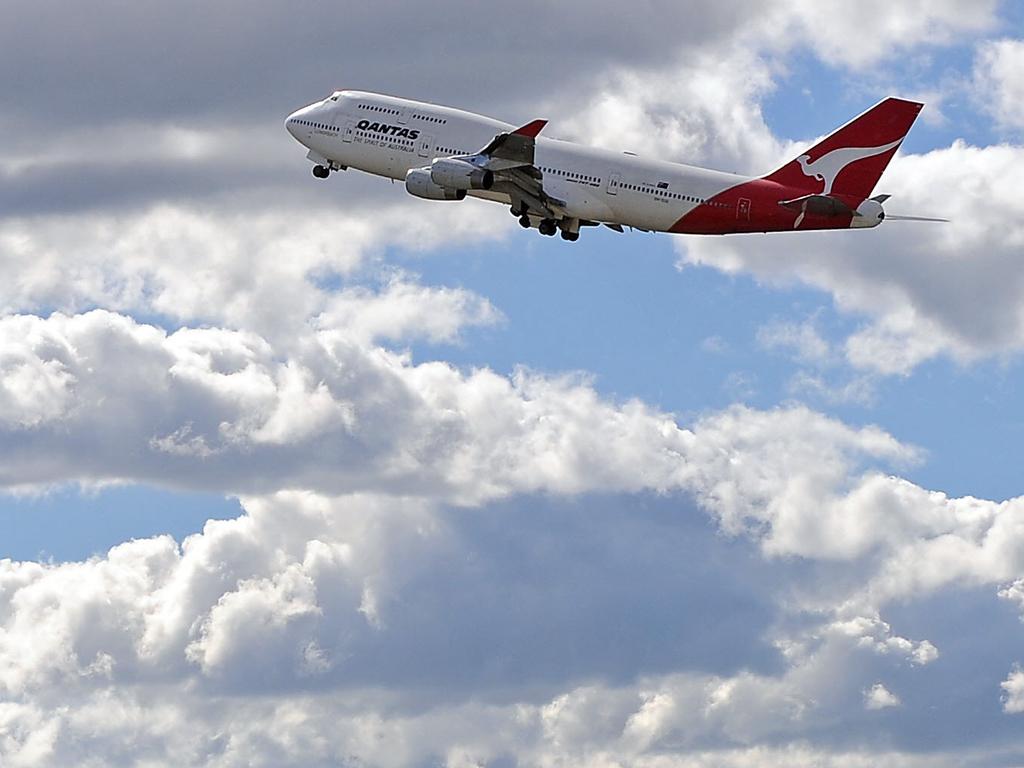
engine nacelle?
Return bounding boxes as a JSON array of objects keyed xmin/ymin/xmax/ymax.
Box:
[
  {"xmin": 405, "ymin": 168, "xmax": 467, "ymax": 201},
  {"xmin": 851, "ymin": 198, "xmax": 884, "ymax": 228},
  {"xmin": 430, "ymin": 158, "xmax": 494, "ymax": 191}
]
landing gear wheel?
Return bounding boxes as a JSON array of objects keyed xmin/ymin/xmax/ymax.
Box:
[
  {"xmin": 519, "ymin": 215, "xmax": 531, "ymax": 229},
  {"xmin": 560, "ymin": 230, "xmax": 579, "ymax": 242},
  {"xmin": 312, "ymin": 165, "xmax": 330, "ymax": 179},
  {"xmin": 539, "ymin": 219, "xmax": 557, "ymax": 236}
]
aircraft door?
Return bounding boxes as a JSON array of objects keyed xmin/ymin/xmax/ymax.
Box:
[
  {"xmin": 418, "ymin": 134, "xmax": 434, "ymax": 158},
  {"xmin": 341, "ymin": 119, "xmax": 356, "ymax": 143},
  {"xmin": 607, "ymin": 172, "xmax": 620, "ymax": 195},
  {"xmin": 737, "ymin": 197, "xmax": 751, "ymax": 221}
]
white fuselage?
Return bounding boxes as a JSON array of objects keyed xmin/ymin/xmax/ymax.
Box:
[{"xmin": 286, "ymin": 90, "xmax": 750, "ymax": 233}]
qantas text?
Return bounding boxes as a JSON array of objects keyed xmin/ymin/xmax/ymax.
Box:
[{"xmin": 356, "ymin": 120, "xmax": 420, "ymax": 140}]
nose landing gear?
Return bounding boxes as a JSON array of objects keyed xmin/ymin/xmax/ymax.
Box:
[{"xmin": 312, "ymin": 165, "xmax": 330, "ymax": 179}]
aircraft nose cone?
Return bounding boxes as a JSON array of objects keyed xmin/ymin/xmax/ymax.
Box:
[{"xmin": 285, "ymin": 111, "xmax": 301, "ymax": 140}]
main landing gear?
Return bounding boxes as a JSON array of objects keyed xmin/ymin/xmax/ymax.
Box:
[
  {"xmin": 312, "ymin": 165, "xmax": 330, "ymax": 179},
  {"xmin": 510, "ymin": 205, "xmax": 580, "ymax": 241},
  {"xmin": 512, "ymin": 205, "xmax": 532, "ymax": 229}
]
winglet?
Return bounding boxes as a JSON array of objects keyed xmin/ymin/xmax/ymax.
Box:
[{"xmin": 513, "ymin": 119, "xmax": 547, "ymax": 138}]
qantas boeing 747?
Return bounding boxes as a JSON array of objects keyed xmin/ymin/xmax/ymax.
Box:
[{"xmin": 285, "ymin": 91, "xmax": 943, "ymax": 242}]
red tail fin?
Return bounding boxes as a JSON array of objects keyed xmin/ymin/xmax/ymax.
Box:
[{"xmin": 763, "ymin": 97, "xmax": 924, "ymax": 199}]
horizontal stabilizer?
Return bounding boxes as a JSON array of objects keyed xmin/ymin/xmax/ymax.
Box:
[
  {"xmin": 885, "ymin": 214, "xmax": 949, "ymax": 222},
  {"xmin": 778, "ymin": 194, "xmax": 854, "ymax": 217}
]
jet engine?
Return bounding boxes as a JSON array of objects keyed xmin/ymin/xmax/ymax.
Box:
[
  {"xmin": 430, "ymin": 158, "xmax": 494, "ymax": 191},
  {"xmin": 851, "ymin": 198, "xmax": 885, "ymax": 228},
  {"xmin": 405, "ymin": 168, "xmax": 467, "ymax": 201}
]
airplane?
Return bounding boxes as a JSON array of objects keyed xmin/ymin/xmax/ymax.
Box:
[{"xmin": 285, "ymin": 91, "xmax": 944, "ymax": 242}]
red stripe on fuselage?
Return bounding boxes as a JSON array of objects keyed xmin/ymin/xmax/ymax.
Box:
[{"xmin": 668, "ymin": 178, "xmax": 858, "ymax": 234}]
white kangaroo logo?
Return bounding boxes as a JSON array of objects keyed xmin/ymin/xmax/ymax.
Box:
[{"xmin": 796, "ymin": 139, "xmax": 903, "ymax": 194}]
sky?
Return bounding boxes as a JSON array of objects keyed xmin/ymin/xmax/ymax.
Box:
[{"xmin": 1, "ymin": 1, "xmax": 1024, "ymax": 765}]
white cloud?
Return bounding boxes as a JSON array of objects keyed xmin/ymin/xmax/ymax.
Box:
[
  {"xmin": 0, "ymin": 395, "xmax": 976, "ymax": 706},
  {"xmin": 679, "ymin": 405, "xmax": 920, "ymax": 558},
  {"xmin": 830, "ymin": 616, "xmax": 938, "ymax": 666},
  {"xmin": 757, "ymin": 318, "xmax": 833, "ymax": 365},
  {"xmin": 2, "ymin": 310, "xmax": 1021, "ymax": 631},
  {"xmin": 0, "ymin": 309, "xmax": 937, "ymax": 518},
  {"xmin": 7, "ymin": 309, "xmax": 1023, "ymax": 617},
  {"xmin": 701, "ymin": 335, "xmax": 729, "ymax": 355},
  {"xmin": 843, "ymin": 312, "xmax": 950, "ymax": 377},
  {"xmin": 550, "ymin": 1, "xmax": 997, "ymax": 175},
  {"xmin": 185, "ymin": 563, "xmax": 325, "ymax": 680},
  {"xmin": 0, "ymin": 417, "xmax": 1018, "ymax": 765},
  {"xmin": 862, "ymin": 493, "xmax": 1024, "ymax": 606},
  {"xmin": 0, "ymin": 487, "xmax": 974, "ymax": 765},
  {"xmin": 0, "ymin": 310, "xmax": 692, "ymax": 501},
  {"xmin": 0, "ymin": 120, "xmax": 287, "ymax": 178},
  {"xmin": 759, "ymin": 1, "xmax": 997, "ymax": 69},
  {"xmin": 998, "ymin": 577, "xmax": 1024, "ymax": 619},
  {"xmin": 0, "ymin": 350, "xmax": 74, "ymax": 429},
  {"xmin": 0, "ymin": 701, "xmax": 61, "ymax": 768},
  {"xmin": 757, "ymin": 315, "xmax": 879, "ymax": 406},
  {"xmin": 1002, "ymin": 665, "xmax": 1024, "ymax": 714},
  {"xmin": 0, "ymin": 492, "xmax": 434, "ymax": 698},
  {"xmin": 537, "ymin": 614, "xmax": 938, "ymax": 753},
  {"xmin": 974, "ymin": 39, "xmax": 1024, "ymax": 133},
  {"xmin": 722, "ymin": 371, "xmax": 759, "ymax": 401},
  {"xmin": 786, "ymin": 371, "xmax": 877, "ymax": 407},
  {"xmin": 0, "ymin": 201, "xmax": 509, "ymax": 339},
  {"xmin": 316, "ymin": 274, "xmax": 503, "ymax": 345},
  {"xmin": 555, "ymin": 45, "xmax": 781, "ymax": 174},
  {"xmin": 0, "ymin": 682, "xmax": 971, "ymax": 768},
  {"xmin": 864, "ymin": 683, "xmax": 901, "ymax": 710}
]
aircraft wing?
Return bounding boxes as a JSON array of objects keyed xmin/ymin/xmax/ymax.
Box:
[
  {"xmin": 478, "ymin": 119, "xmax": 547, "ymax": 169},
  {"xmin": 454, "ymin": 120, "xmax": 566, "ymax": 218}
]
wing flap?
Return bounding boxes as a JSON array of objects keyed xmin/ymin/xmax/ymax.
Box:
[
  {"xmin": 454, "ymin": 118, "xmax": 565, "ymax": 217},
  {"xmin": 493, "ymin": 167, "xmax": 566, "ymax": 218}
]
